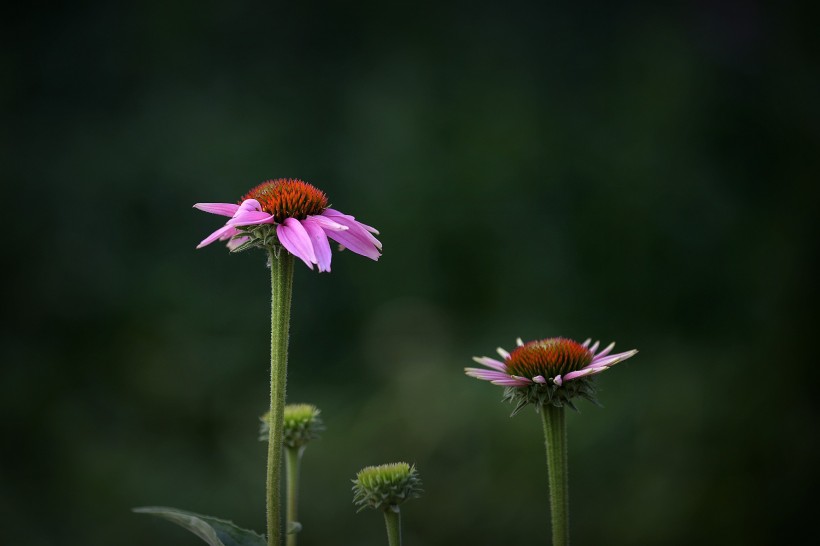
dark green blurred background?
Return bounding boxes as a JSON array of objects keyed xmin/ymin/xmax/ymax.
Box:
[{"xmin": 2, "ymin": 1, "xmax": 818, "ymax": 545}]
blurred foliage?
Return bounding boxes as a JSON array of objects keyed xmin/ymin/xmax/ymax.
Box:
[{"xmin": 1, "ymin": 1, "xmax": 818, "ymax": 545}]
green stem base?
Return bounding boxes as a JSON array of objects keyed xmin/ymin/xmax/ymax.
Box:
[{"xmin": 383, "ymin": 508, "xmax": 402, "ymax": 546}]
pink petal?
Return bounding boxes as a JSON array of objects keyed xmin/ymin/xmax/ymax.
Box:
[
  {"xmin": 302, "ymin": 217, "xmax": 333, "ymax": 272},
  {"xmin": 533, "ymin": 375, "xmax": 547, "ymax": 384},
  {"xmin": 590, "ymin": 349, "xmax": 638, "ymax": 368},
  {"xmin": 197, "ymin": 225, "xmax": 235, "ymax": 249},
  {"xmin": 581, "ymin": 338, "xmax": 591, "ymax": 348},
  {"xmin": 193, "ymin": 203, "xmax": 240, "ymax": 217},
  {"xmin": 491, "ymin": 378, "xmax": 532, "ymax": 387},
  {"xmin": 516, "ymin": 338, "xmax": 525, "ymax": 346},
  {"xmin": 471, "ymin": 356, "xmax": 507, "ymax": 372},
  {"xmin": 276, "ymin": 219, "xmax": 316, "ymax": 269},
  {"xmin": 496, "ymin": 347, "xmax": 510, "ymax": 359},
  {"xmin": 308, "ymin": 215, "xmax": 349, "ymax": 232},
  {"xmin": 589, "ymin": 340, "xmax": 600, "ymax": 354},
  {"xmin": 554, "ymin": 375, "xmax": 563, "ymax": 386},
  {"xmin": 322, "ymin": 209, "xmax": 383, "ymax": 251}
]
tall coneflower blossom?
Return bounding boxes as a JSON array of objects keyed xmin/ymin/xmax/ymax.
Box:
[
  {"xmin": 195, "ymin": 179, "xmax": 380, "ymax": 546},
  {"xmin": 194, "ymin": 178, "xmax": 382, "ymax": 272},
  {"xmin": 466, "ymin": 337, "xmax": 637, "ymax": 546}
]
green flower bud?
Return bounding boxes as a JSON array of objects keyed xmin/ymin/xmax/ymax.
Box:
[
  {"xmin": 259, "ymin": 404, "xmax": 325, "ymax": 448},
  {"xmin": 352, "ymin": 462, "xmax": 423, "ymax": 512}
]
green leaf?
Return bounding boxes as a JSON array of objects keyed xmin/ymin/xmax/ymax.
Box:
[{"xmin": 133, "ymin": 506, "xmax": 266, "ymax": 546}]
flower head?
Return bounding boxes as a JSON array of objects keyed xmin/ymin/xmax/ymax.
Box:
[
  {"xmin": 194, "ymin": 178, "xmax": 382, "ymax": 272},
  {"xmin": 465, "ymin": 337, "xmax": 638, "ymax": 413},
  {"xmin": 352, "ymin": 462, "xmax": 423, "ymax": 512},
  {"xmin": 259, "ymin": 404, "xmax": 325, "ymax": 448}
]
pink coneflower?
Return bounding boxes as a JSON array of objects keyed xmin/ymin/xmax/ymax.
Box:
[
  {"xmin": 194, "ymin": 178, "xmax": 381, "ymax": 272},
  {"xmin": 466, "ymin": 337, "xmax": 637, "ymax": 410}
]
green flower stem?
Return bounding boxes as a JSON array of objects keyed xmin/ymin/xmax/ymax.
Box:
[
  {"xmin": 267, "ymin": 251, "xmax": 294, "ymax": 546},
  {"xmin": 285, "ymin": 446, "xmax": 304, "ymax": 546},
  {"xmin": 383, "ymin": 507, "xmax": 402, "ymax": 546},
  {"xmin": 540, "ymin": 404, "xmax": 569, "ymax": 546}
]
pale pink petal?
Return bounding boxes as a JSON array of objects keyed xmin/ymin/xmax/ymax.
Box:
[
  {"xmin": 491, "ymin": 377, "xmax": 532, "ymax": 387},
  {"xmin": 589, "ymin": 340, "xmax": 600, "ymax": 354},
  {"xmin": 582, "ymin": 338, "xmax": 591, "ymax": 348},
  {"xmin": 226, "ymin": 235, "xmax": 249, "ymax": 251},
  {"xmin": 516, "ymin": 338, "xmax": 525, "ymax": 346},
  {"xmin": 590, "ymin": 350, "xmax": 638, "ymax": 368},
  {"xmin": 464, "ymin": 368, "xmax": 512, "ymax": 381},
  {"xmin": 302, "ymin": 217, "xmax": 333, "ymax": 272},
  {"xmin": 563, "ymin": 367, "xmax": 608, "ymax": 382},
  {"xmin": 496, "ymin": 347, "xmax": 510, "ymax": 359},
  {"xmin": 533, "ymin": 375, "xmax": 547, "ymax": 384},
  {"xmin": 197, "ymin": 225, "xmax": 235, "ymax": 249},
  {"xmin": 276, "ymin": 219, "xmax": 316, "ymax": 269},
  {"xmin": 193, "ymin": 203, "xmax": 240, "ymax": 217},
  {"xmin": 218, "ymin": 226, "xmax": 241, "ymax": 241},
  {"xmin": 592, "ymin": 342, "xmax": 615, "ymax": 360},
  {"xmin": 554, "ymin": 375, "xmax": 563, "ymax": 386},
  {"xmin": 471, "ymin": 356, "xmax": 507, "ymax": 372}
]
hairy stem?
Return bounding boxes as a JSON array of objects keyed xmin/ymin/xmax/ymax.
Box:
[
  {"xmin": 267, "ymin": 251, "xmax": 294, "ymax": 546},
  {"xmin": 540, "ymin": 404, "xmax": 569, "ymax": 546}
]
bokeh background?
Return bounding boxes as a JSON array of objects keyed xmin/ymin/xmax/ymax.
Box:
[{"xmin": 2, "ymin": 1, "xmax": 818, "ymax": 545}]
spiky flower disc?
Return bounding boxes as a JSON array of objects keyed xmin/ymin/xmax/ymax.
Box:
[
  {"xmin": 352, "ymin": 462, "xmax": 423, "ymax": 512},
  {"xmin": 259, "ymin": 404, "xmax": 325, "ymax": 448},
  {"xmin": 465, "ymin": 337, "xmax": 638, "ymax": 414}
]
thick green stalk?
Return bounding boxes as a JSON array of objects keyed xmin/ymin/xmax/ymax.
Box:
[
  {"xmin": 267, "ymin": 251, "xmax": 294, "ymax": 546},
  {"xmin": 383, "ymin": 507, "xmax": 402, "ymax": 546},
  {"xmin": 285, "ymin": 446, "xmax": 304, "ymax": 546},
  {"xmin": 540, "ymin": 404, "xmax": 569, "ymax": 546}
]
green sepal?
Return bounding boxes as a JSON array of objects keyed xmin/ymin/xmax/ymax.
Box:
[
  {"xmin": 133, "ymin": 506, "xmax": 266, "ymax": 546},
  {"xmin": 501, "ymin": 376, "xmax": 601, "ymax": 416},
  {"xmin": 230, "ymin": 224, "xmax": 279, "ymax": 253}
]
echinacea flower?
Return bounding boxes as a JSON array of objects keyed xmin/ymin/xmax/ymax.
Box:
[
  {"xmin": 466, "ymin": 337, "xmax": 637, "ymax": 412},
  {"xmin": 194, "ymin": 178, "xmax": 381, "ymax": 272}
]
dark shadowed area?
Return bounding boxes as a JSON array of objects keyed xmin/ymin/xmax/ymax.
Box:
[{"xmin": 2, "ymin": 1, "xmax": 818, "ymax": 545}]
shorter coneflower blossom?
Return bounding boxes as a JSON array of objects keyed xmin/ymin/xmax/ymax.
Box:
[
  {"xmin": 466, "ymin": 337, "xmax": 638, "ymax": 413},
  {"xmin": 352, "ymin": 463, "xmax": 423, "ymax": 513},
  {"xmin": 194, "ymin": 178, "xmax": 381, "ymax": 272},
  {"xmin": 260, "ymin": 404, "xmax": 325, "ymax": 448}
]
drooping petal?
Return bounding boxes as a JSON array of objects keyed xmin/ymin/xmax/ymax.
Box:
[
  {"xmin": 464, "ymin": 368, "xmax": 513, "ymax": 382},
  {"xmin": 197, "ymin": 225, "xmax": 236, "ymax": 249},
  {"xmin": 277, "ymin": 218, "xmax": 317, "ymax": 269},
  {"xmin": 563, "ymin": 367, "xmax": 608, "ymax": 382},
  {"xmin": 533, "ymin": 375, "xmax": 547, "ymax": 384},
  {"xmin": 496, "ymin": 347, "xmax": 510, "ymax": 359},
  {"xmin": 322, "ymin": 209, "xmax": 383, "ymax": 251},
  {"xmin": 193, "ymin": 202, "xmax": 241, "ymax": 217},
  {"xmin": 227, "ymin": 199, "xmax": 274, "ymax": 226},
  {"xmin": 590, "ymin": 349, "xmax": 638, "ymax": 369},
  {"xmin": 471, "ymin": 356, "xmax": 507, "ymax": 372},
  {"xmin": 320, "ymin": 210, "xmax": 381, "ymax": 261},
  {"xmin": 302, "ymin": 217, "xmax": 333, "ymax": 272}
]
